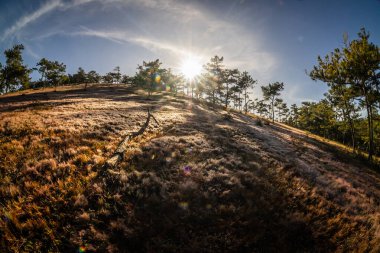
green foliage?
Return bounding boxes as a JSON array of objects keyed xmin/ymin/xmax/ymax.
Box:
[
  {"xmin": 239, "ymin": 71, "xmax": 256, "ymax": 113},
  {"xmin": 36, "ymin": 58, "xmax": 66, "ymax": 88},
  {"xmin": 297, "ymin": 100, "xmax": 338, "ymax": 138},
  {"xmin": 160, "ymin": 68, "xmax": 185, "ymax": 94},
  {"xmin": 203, "ymin": 55, "xmax": 225, "ymax": 104},
  {"xmin": 223, "ymin": 68, "xmax": 240, "ymax": 108},
  {"xmin": 288, "ymin": 104, "xmax": 299, "ymax": 126},
  {"xmin": 121, "ymin": 74, "xmax": 131, "ymax": 84},
  {"xmin": 309, "ymin": 28, "xmax": 380, "ymax": 160},
  {"xmin": 1, "ymin": 44, "xmax": 31, "ymax": 92},
  {"xmin": 261, "ymin": 82, "xmax": 285, "ymax": 122},
  {"xmin": 70, "ymin": 67, "xmax": 87, "ymax": 84},
  {"xmin": 102, "ymin": 72, "xmax": 114, "ymax": 83},
  {"xmin": 134, "ymin": 59, "xmax": 163, "ymax": 96},
  {"xmin": 0, "ymin": 62, "xmax": 3, "ymax": 93},
  {"xmin": 87, "ymin": 70, "xmax": 100, "ymax": 83},
  {"xmin": 113, "ymin": 66, "xmax": 121, "ymax": 83},
  {"xmin": 200, "ymin": 57, "xmax": 256, "ymax": 111},
  {"xmin": 68, "ymin": 68, "xmax": 100, "ymax": 89},
  {"xmin": 102, "ymin": 66, "xmax": 122, "ymax": 84},
  {"xmin": 275, "ymin": 98, "xmax": 289, "ymax": 122}
]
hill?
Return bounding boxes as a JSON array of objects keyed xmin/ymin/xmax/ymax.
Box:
[{"xmin": 0, "ymin": 85, "xmax": 379, "ymax": 252}]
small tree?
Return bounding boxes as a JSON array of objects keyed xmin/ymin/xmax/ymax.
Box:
[
  {"xmin": 223, "ymin": 68, "xmax": 240, "ymax": 109},
  {"xmin": 36, "ymin": 58, "xmax": 66, "ymax": 90},
  {"xmin": 1, "ymin": 44, "xmax": 31, "ymax": 92},
  {"xmin": 47, "ymin": 61, "xmax": 66, "ymax": 90},
  {"xmin": 275, "ymin": 98, "xmax": 288, "ymax": 122},
  {"xmin": 36, "ymin": 58, "xmax": 50, "ymax": 88},
  {"xmin": 72, "ymin": 67, "xmax": 87, "ymax": 84},
  {"xmin": 87, "ymin": 70, "xmax": 100, "ymax": 84},
  {"xmin": 239, "ymin": 71, "xmax": 256, "ymax": 114},
  {"xmin": 103, "ymin": 73, "xmax": 114, "ymax": 84},
  {"xmin": 113, "ymin": 66, "xmax": 121, "ymax": 83},
  {"xmin": 261, "ymin": 82, "xmax": 285, "ymax": 122},
  {"xmin": 255, "ymin": 99, "xmax": 270, "ymax": 118},
  {"xmin": 121, "ymin": 74, "xmax": 131, "ymax": 84},
  {"xmin": 289, "ymin": 104, "xmax": 299, "ymax": 127},
  {"xmin": 203, "ymin": 55, "xmax": 225, "ymax": 104},
  {"xmin": 135, "ymin": 59, "xmax": 163, "ymax": 96}
]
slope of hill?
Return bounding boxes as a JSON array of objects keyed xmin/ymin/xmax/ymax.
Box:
[{"xmin": 0, "ymin": 85, "xmax": 379, "ymax": 252}]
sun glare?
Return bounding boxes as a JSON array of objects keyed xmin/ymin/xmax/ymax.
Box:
[{"xmin": 180, "ymin": 56, "xmax": 202, "ymax": 80}]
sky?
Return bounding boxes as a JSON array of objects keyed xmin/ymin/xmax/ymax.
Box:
[{"xmin": 0, "ymin": 0, "xmax": 379, "ymax": 105}]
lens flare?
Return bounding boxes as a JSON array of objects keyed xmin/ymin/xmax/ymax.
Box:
[
  {"xmin": 153, "ymin": 73, "xmax": 161, "ymax": 83},
  {"xmin": 183, "ymin": 165, "xmax": 192, "ymax": 176},
  {"xmin": 79, "ymin": 246, "xmax": 86, "ymax": 253},
  {"xmin": 180, "ymin": 55, "xmax": 202, "ymax": 80}
]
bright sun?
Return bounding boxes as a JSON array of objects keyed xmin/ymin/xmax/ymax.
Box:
[{"xmin": 180, "ymin": 56, "xmax": 202, "ymax": 80}]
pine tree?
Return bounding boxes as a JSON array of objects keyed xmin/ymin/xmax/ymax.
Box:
[
  {"xmin": 1, "ymin": 44, "xmax": 31, "ymax": 92},
  {"xmin": 310, "ymin": 28, "xmax": 380, "ymax": 160},
  {"xmin": 261, "ymin": 82, "xmax": 284, "ymax": 122},
  {"xmin": 203, "ymin": 56, "xmax": 225, "ymax": 104}
]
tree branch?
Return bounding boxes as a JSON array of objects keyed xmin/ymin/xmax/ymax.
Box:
[{"xmin": 103, "ymin": 108, "xmax": 159, "ymax": 169}]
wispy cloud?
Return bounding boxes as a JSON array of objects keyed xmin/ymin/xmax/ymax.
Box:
[
  {"xmin": 1, "ymin": 0, "xmax": 63, "ymax": 40},
  {"xmin": 73, "ymin": 0, "xmax": 277, "ymax": 74},
  {"xmin": 3, "ymin": 0, "xmax": 278, "ymax": 79},
  {"xmin": 23, "ymin": 43, "xmax": 41, "ymax": 60},
  {"xmin": 71, "ymin": 26, "xmax": 189, "ymax": 56},
  {"xmin": 72, "ymin": 26, "xmax": 126, "ymax": 44}
]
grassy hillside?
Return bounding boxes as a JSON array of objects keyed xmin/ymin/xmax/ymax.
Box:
[{"xmin": 0, "ymin": 85, "xmax": 379, "ymax": 252}]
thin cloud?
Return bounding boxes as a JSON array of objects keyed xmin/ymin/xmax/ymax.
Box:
[
  {"xmin": 72, "ymin": 26, "xmax": 126, "ymax": 44},
  {"xmin": 6, "ymin": 0, "xmax": 278, "ymax": 80},
  {"xmin": 1, "ymin": 0, "xmax": 63, "ymax": 40},
  {"xmin": 1, "ymin": 0, "xmax": 107, "ymax": 40},
  {"xmin": 130, "ymin": 37, "xmax": 188, "ymax": 56},
  {"xmin": 71, "ymin": 26, "xmax": 189, "ymax": 56},
  {"xmin": 23, "ymin": 43, "xmax": 41, "ymax": 60}
]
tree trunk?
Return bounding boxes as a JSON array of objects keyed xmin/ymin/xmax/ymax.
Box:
[
  {"xmin": 342, "ymin": 99, "xmax": 356, "ymax": 151},
  {"xmin": 365, "ymin": 96, "xmax": 374, "ymax": 161},
  {"xmin": 244, "ymin": 89, "xmax": 248, "ymax": 114},
  {"xmin": 238, "ymin": 93, "xmax": 241, "ymax": 111},
  {"xmin": 225, "ymin": 84, "xmax": 229, "ymax": 109},
  {"xmin": 348, "ymin": 118, "xmax": 356, "ymax": 151}
]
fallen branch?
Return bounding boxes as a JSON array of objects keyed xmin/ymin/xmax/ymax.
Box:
[{"xmin": 104, "ymin": 108, "xmax": 159, "ymax": 169}]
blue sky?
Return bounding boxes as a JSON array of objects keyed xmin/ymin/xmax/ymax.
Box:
[{"xmin": 0, "ymin": 0, "xmax": 379, "ymax": 104}]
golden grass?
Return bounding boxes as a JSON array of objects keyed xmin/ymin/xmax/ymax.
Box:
[{"xmin": 0, "ymin": 85, "xmax": 379, "ymax": 252}]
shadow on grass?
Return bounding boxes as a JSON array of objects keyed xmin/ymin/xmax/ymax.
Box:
[
  {"xmin": 2, "ymin": 87, "xmax": 378, "ymax": 252},
  {"xmin": 82, "ymin": 102, "xmax": 333, "ymax": 252}
]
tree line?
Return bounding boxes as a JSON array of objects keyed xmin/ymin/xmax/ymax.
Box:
[
  {"xmin": 133, "ymin": 55, "xmax": 288, "ymax": 123},
  {"xmin": 0, "ymin": 45, "xmax": 288, "ymax": 120},
  {"xmin": 0, "ymin": 44, "xmax": 288, "ymax": 122},
  {"xmin": 0, "ymin": 45, "xmax": 132, "ymax": 93}
]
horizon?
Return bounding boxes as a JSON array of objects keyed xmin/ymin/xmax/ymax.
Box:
[{"xmin": 0, "ymin": 0, "xmax": 379, "ymax": 105}]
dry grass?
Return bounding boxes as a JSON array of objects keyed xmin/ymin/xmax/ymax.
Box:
[{"xmin": 0, "ymin": 85, "xmax": 379, "ymax": 252}]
